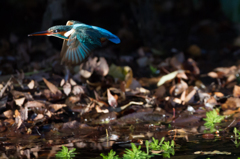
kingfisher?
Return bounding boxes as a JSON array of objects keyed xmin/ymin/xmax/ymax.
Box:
[{"xmin": 28, "ymin": 20, "xmax": 120, "ymax": 65}]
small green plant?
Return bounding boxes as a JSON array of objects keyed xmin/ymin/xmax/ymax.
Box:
[
  {"xmin": 233, "ymin": 127, "xmax": 240, "ymax": 147},
  {"xmin": 123, "ymin": 143, "xmax": 153, "ymax": 159},
  {"xmin": 100, "ymin": 138, "xmax": 175, "ymax": 159},
  {"xmin": 161, "ymin": 140, "xmax": 175, "ymax": 158},
  {"xmin": 234, "ymin": 127, "xmax": 240, "ymax": 139},
  {"xmin": 203, "ymin": 109, "xmax": 224, "ymax": 133},
  {"xmin": 149, "ymin": 137, "xmax": 164, "ymax": 151},
  {"xmin": 100, "ymin": 149, "xmax": 120, "ymax": 159},
  {"xmin": 55, "ymin": 145, "xmax": 77, "ymax": 158},
  {"xmin": 149, "ymin": 137, "xmax": 175, "ymax": 158}
]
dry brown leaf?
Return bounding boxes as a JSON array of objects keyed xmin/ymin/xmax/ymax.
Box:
[
  {"xmin": 214, "ymin": 92, "xmax": 224, "ymax": 98},
  {"xmin": 63, "ymin": 82, "xmax": 71, "ymax": 96},
  {"xmin": 49, "ymin": 104, "xmax": 67, "ymax": 112},
  {"xmin": 67, "ymin": 96, "xmax": 81, "ymax": 104},
  {"xmin": 233, "ymin": 85, "xmax": 240, "ymax": 97},
  {"xmin": 60, "ymin": 79, "xmax": 65, "ymax": 87},
  {"xmin": 205, "ymin": 96, "xmax": 218, "ymax": 107},
  {"xmin": 107, "ymin": 89, "xmax": 118, "ymax": 108},
  {"xmin": 70, "ymin": 78, "xmax": 77, "ymax": 86},
  {"xmin": 95, "ymin": 105, "xmax": 109, "ymax": 113},
  {"xmin": 184, "ymin": 87, "xmax": 197, "ymax": 103},
  {"xmin": 176, "ymin": 72, "xmax": 188, "ymax": 80},
  {"xmin": 95, "ymin": 57, "xmax": 109, "ymax": 76},
  {"xmin": 187, "ymin": 58, "xmax": 200, "ymax": 75},
  {"xmin": 42, "ymin": 78, "xmax": 60, "ymax": 94},
  {"xmin": 0, "ymin": 77, "xmax": 12, "ymax": 98},
  {"xmin": 3, "ymin": 110, "xmax": 13, "ymax": 118},
  {"xmin": 72, "ymin": 85, "xmax": 85, "ymax": 95},
  {"xmin": 80, "ymin": 57, "xmax": 98, "ymax": 78},
  {"xmin": 15, "ymin": 109, "xmax": 22, "ymax": 129},
  {"xmin": 215, "ymin": 66, "xmax": 237, "ymax": 75},
  {"xmin": 14, "ymin": 97, "xmax": 25, "ymax": 107},
  {"xmin": 170, "ymin": 80, "xmax": 188, "ymax": 96},
  {"xmin": 25, "ymin": 101, "xmax": 45, "ymax": 108},
  {"xmin": 27, "ymin": 80, "xmax": 35, "ymax": 89},
  {"xmin": 208, "ymin": 72, "xmax": 218, "ymax": 78},
  {"xmin": 227, "ymin": 74, "xmax": 236, "ymax": 83},
  {"xmin": 34, "ymin": 114, "xmax": 44, "ymax": 121},
  {"xmin": 222, "ymin": 97, "xmax": 240, "ymax": 111},
  {"xmin": 46, "ymin": 110, "xmax": 52, "ymax": 118}
]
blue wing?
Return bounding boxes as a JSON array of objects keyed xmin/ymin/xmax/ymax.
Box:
[{"xmin": 60, "ymin": 22, "xmax": 120, "ymax": 65}]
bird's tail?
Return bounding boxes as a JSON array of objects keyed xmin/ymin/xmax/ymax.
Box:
[{"xmin": 91, "ymin": 26, "xmax": 120, "ymax": 44}]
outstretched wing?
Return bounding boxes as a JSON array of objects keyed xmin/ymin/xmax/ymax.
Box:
[
  {"xmin": 60, "ymin": 28, "xmax": 102, "ymax": 65},
  {"xmin": 60, "ymin": 21, "xmax": 120, "ymax": 65},
  {"xmin": 60, "ymin": 20, "xmax": 85, "ymax": 65}
]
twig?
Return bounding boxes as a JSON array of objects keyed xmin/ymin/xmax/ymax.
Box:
[
  {"xmin": 120, "ymin": 101, "xmax": 144, "ymax": 110},
  {"xmin": 0, "ymin": 77, "xmax": 12, "ymax": 98}
]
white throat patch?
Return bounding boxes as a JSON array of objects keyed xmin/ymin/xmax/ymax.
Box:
[{"xmin": 64, "ymin": 29, "xmax": 75, "ymax": 37}]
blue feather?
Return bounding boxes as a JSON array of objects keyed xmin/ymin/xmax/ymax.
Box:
[{"xmin": 91, "ymin": 26, "xmax": 120, "ymax": 44}]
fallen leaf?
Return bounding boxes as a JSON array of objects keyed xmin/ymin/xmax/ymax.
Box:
[
  {"xmin": 208, "ymin": 72, "xmax": 218, "ymax": 78},
  {"xmin": 42, "ymin": 78, "xmax": 61, "ymax": 94},
  {"xmin": 60, "ymin": 79, "xmax": 65, "ymax": 87},
  {"xmin": 184, "ymin": 87, "xmax": 197, "ymax": 103},
  {"xmin": 95, "ymin": 105, "xmax": 109, "ymax": 113},
  {"xmin": 15, "ymin": 109, "xmax": 22, "ymax": 129},
  {"xmin": 227, "ymin": 74, "xmax": 236, "ymax": 83},
  {"xmin": 49, "ymin": 104, "xmax": 67, "ymax": 112},
  {"xmin": 222, "ymin": 97, "xmax": 240, "ymax": 110},
  {"xmin": 170, "ymin": 80, "xmax": 188, "ymax": 96},
  {"xmin": 80, "ymin": 57, "xmax": 98, "ymax": 78},
  {"xmin": 72, "ymin": 85, "xmax": 85, "ymax": 95},
  {"xmin": 157, "ymin": 70, "xmax": 184, "ymax": 86},
  {"xmin": 63, "ymin": 82, "xmax": 71, "ymax": 96},
  {"xmin": 233, "ymin": 85, "xmax": 240, "ymax": 97},
  {"xmin": 27, "ymin": 80, "xmax": 35, "ymax": 89},
  {"xmin": 95, "ymin": 57, "xmax": 109, "ymax": 76},
  {"xmin": 107, "ymin": 89, "xmax": 118, "ymax": 108},
  {"xmin": 34, "ymin": 114, "xmax": 44, "ymax": 121},
  {"xmin": 214, "ymin": 92, "xmax": 224, "ymax": 98},
  {"xmin": 25, "ymin": 101, "xmax": 45, "ymax": 108},
  {"xmin": 14, "ymin": 97, "xmax": 25, "ymax": 107},
  {"xmin": 70, "ymin": 78, "xmax": 77, "ymax": 86},
  {"xmin": 3, "ymin": 110, "xmax": 13, "ymax": 118}
]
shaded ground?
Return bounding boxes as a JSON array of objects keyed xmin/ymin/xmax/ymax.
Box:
[{"xmin": 1, "ymin": 0, "xmax": 240, "ymax": 158}]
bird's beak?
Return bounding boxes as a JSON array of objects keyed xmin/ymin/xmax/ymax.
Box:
[{"xmin": 28, "ymin": 30, "xmax": 53, "ymax": 36}]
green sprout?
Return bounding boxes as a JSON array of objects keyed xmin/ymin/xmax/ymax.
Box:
[
  {"xmin": 149, "ymin": 137, "xmax": 164, "ymax": 151},
  {"xmin": 161, "ymin": 140, "xmax": 175, "ymax": 158},
  {"xmin": 100, "ymin": 138, "xmax": 175, "ymax": 159},
  {"xmin": 123, "ymin": 143, "xmax": 153, "ymax": 159},
  {"xmin": 55, "ymin": 145, "xmax": 77, "ymax": 158},
  {"xmin": 149, "ymin": 137, "xmax": 175, "ymax": 158},
  {"xmin": 234, "ymin": 127, "xmax": 240, "ymax": 139},
  {"xmin": 233, "ymin": 127, "xmax": 240, "ymax": 147},
  {"xmin": 100, "ymin": 149, "xmax": 120, "ymax": 159},
  {"xmin": 203, "ymin": 109, "xmax": 224, "ymax": 133}
]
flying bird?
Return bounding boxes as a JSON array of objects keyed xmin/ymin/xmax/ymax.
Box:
[{"xmin": 28, "ymin": 20, "xmax": 120, "ymax": 65}]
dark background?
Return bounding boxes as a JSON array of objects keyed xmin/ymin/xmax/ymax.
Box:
[{"xmin": 0, "ymin": 0, "xmax": 239, "ymax": 75}]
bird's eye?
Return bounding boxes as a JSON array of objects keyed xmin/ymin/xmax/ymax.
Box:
[{"xmin": 54, "ymin": 29, "xmax": 59, "ymax": 33}]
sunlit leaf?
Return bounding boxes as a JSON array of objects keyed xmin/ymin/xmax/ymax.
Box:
[{"xmin": 157, "ymin": 70, "xmax": 184, "ymax": 86}]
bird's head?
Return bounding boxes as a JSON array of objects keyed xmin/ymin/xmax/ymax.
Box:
[{"xmin": 28, "ymin": 25, "xmax": 72, "ymax": 40}]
